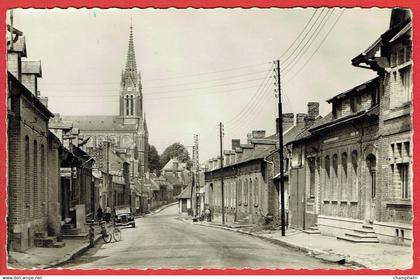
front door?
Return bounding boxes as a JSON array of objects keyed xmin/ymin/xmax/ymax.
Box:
[{"xmin": 365, "ymin": 154, "xmax": 376, "ymax": 223}]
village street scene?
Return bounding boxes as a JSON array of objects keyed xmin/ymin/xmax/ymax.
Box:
[{"xmin": 5, "ymin": 8, "xmax": 413, "ymax": 270}]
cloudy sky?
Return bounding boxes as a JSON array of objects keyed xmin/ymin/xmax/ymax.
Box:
[{"xmin": 10, "ymin": 8, "xmax": 391, "ymax": 161}]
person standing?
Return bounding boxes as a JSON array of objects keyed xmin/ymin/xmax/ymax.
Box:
[
  {"xmin": 97, "ymin": 206, "xmax": 103, "ymax": 221},
  {"xmin": 105, "ymin": 205, "xmax": 111, "ymax": 223}
]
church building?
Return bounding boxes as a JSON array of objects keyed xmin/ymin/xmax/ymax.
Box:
[{"xmin": 62, "ymin": 25, "xmax": 149, "ymax": 201}]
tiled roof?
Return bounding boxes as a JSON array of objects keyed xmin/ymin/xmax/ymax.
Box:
[
  {"xmin": 177, "ymin": 184, "xmax": 192, "ymax": 199},
  {"xmin": 326, "ymin": 77, "xmax": 379, "ymax": 103},
  {"xmin": 286, "ymin": 114, "xmax": 332, "ymax": 144},
  {"xmin": 62, "ymin": 115, "xmax": 138, "ymax": 132},
  {"xmin": 21, "ymin": 59, "xmax": 42, "ymax": 76}
]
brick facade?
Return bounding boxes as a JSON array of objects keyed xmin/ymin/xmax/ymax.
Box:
[{"xmin": 286, "ymin": 9, "xmax": 412, "ymax": 245}]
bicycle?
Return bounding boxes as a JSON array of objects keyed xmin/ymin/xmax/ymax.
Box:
[{"xmin": 99, "ymin": 221, "xmax": 122, "ymax": 243}]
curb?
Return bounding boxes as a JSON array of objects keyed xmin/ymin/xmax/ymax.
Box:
[
  {"xmin": 194, "ymin": 222, "xmax": 368, "ymax": 269},
  {"xmin": 42, "ymin": 234, "xmax": 102, "ymax": 269}
]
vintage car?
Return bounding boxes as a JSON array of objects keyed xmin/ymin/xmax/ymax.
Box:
[{"xmin": 114, "ymin": 205, "xmax": 135, "ymax": 227}]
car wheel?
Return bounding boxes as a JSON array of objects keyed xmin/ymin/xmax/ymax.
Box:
[{"xmin": 132, "ymin": 223, "xmax": 135, "ymax": 228}]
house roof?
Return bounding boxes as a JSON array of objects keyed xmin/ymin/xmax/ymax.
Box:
[
  {"xmin": 352, "ymin": 9, "xmax": 411, "ymax": 68},
  {"xmin": 177, "ymin": 184, "xmax": 192, "ymax": 199},
  {"xmin": 61, "ymin": 115, "xmax": 138, "ymax": 132},
  {"xmin": 162, "ymin": 157, "xmax": 187, "ymax": 171},
  {"xmin": 326, "ymin": 77, "xmax": 379, "ymax": 103}
]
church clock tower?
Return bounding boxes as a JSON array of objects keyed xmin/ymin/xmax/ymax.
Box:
[{"xmin": 120, "ymin": 24, "xmax": 143, "ymax": 125}]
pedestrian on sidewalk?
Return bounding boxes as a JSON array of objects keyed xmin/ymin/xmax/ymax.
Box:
[
  {"xmin": 97, "ymin": 206, "xmax": 103, "ymax": 221},
  {"xmin": 205, "ymin": 208, "xmax": 211, "ymax": 222},
  {"xmin": 105, "ymin": 205, "xmax": 111, "ymax": 223},
  {"xmin": 88, "ymin": 222, "xmax": 95, "ymax": 248}
]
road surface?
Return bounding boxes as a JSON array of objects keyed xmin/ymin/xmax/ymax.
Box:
[{"xmin": 63, "ymin": 205, "xmax": 345, "ymax": 269}]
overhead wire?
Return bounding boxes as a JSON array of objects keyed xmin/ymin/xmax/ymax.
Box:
[
  {"xmin": 285, "ymin": 9, "xmax": 346, "ymax": 83},
  {"xmin": 282, "ymin": 8, "xmax": 335, "ymax": 73}
]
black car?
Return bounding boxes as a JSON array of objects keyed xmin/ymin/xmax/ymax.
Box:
[{"xmin": 114, "ymin": 206, "xmax": 135, "ymax": 228}]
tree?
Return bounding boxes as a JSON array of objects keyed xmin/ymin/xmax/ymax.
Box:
[
  {"xmin": 160, "ymin": 142, "xmax": 192, "ymax": 169},
  {"xmin": 148, "ymin": 145, "xmax": 161, "ymax": 175}
]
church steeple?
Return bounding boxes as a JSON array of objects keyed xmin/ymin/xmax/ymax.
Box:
[
  {"xmin": 125, "ymin": 23, "xmax": 137, "ymax": 74},
  {"xmin": 120, "ymin": 23, "xmax": 143, "ymax": 120}
]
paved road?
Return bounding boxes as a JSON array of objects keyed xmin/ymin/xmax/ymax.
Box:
[{"xmin": 63, "ymin": 205, "xmax": 345, "ymax": 269}]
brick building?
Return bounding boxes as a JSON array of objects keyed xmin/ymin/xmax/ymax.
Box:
[
  {"xmin": 7, "ymin": 27, "xmax": 61, "ymax": 251},
  {"xmin": 286, "ymin": 8, "xmax": 412, "ymax": 245},
  {"xmin": 204, "ymin": 110, "xmax": 306, "ymax": 226}
]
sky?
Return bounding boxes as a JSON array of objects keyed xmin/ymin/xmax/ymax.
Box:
[{"xmin": 10, "ymin": 8, "xmax": 391, "ymax": 162}]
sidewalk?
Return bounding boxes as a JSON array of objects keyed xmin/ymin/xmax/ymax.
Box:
[
  {"xmin": 8, "ymin": 202, "xmax": 178, "ymax": 270},
  {"xmin": 8, "ymin": 225, "xmax": 102, "ymax": 270},
  {"xmin": 189, "ymin": 220, "xmax": 412, "ymax": 270}
]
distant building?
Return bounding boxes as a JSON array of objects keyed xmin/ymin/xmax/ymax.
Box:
[{"xmin": 203, "ymin": 109, "xmax": 307, "ymax": 226}]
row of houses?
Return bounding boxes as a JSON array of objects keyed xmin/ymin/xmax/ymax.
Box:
[
  {"xmin": 6, "ymin": 24, "xmax": 172, "ymax": 252},
  {"xmin": 203, "ymin": 8, "xmax": 412, "ymax": 246}
]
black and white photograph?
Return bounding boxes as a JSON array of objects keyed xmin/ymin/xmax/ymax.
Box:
[{"xmin": 5, "ymin": 7, "xmax": 413, "ymax": 270}]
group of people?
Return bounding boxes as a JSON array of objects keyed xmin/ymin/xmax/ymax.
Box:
[{"xmin": 96, "ymin": 205, "xmax": 113, "ymax": 223}]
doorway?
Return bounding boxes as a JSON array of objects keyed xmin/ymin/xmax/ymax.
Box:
[{"xmin": 365, "ymin": 154, "xmax": 376, "ymax": 222}]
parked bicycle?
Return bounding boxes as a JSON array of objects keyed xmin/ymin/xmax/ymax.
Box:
[{"xmin": 99, "ymin": 220, "xmax": 122, "ymax": 243}]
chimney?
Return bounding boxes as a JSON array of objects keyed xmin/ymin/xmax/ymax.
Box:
[
  {"xmin": 276, "ymin": 113, "xmax": 294, "ymax": 134},
  {"xmin": 7, "ymin": 32, "xmax": 27, "ymax": 81},
  {"xmin": 232, "ymin": 139, "xmax": 241, "ymax": 150},
  {"xmin": 21, "ymin": 59, "xmax": 42, "ymax": 96},
  {"xmin": 305, "ymin": 102, "xmax": 320, "ymax": 127},
  {"xmin": 307, "ymin": 102, "xmax": 319, "ymax": 120},
  {"xmin": 247, "ymin": 133, "xmax": 252, "ymax": 144},
  {"xmin": 252, "ymin": 130, "xmax": 266, "ymax": 139},
  {"xmin": 296, "ymin": 113, "xmax": 307, "ymax": 129}
]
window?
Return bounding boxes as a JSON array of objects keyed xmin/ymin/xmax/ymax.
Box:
[
  {"xmin": 367, "ymin": 154, "xmax": 376, "ymax": 199},
  {"xmin": 40, "ymin": 144, "xmax": 46, "ymax": 215},
  {"xmin": 254, "ymin": 177, "xmax": 259, "ymax": 205},
  {"xmin": 298, "ymin": 146, "xmax": 303, "ymax": 166},
  {"xmin": 400, "ymin": 67, "xmax": 412, "ymax": 104},
  {"xmin": 125, "ymin": 96, "xmax": 129, "ymax": 115},
  {"xmin": 398, "ymin": 163, "xmax": 410, "ymax": 199},
  {"xmin": 244, "ymin": 178, "xmax": 248, "ymax": 205},
  {"xmin": 325, "ymin": 156, "xmax": 330, "ymax": 178},
  {"xmin": 341, "ymin": 152, "xmax": 348, "ymax": 200},
  {"xmin": 33, "ymin": 140, "xmax": 39, "ymax": 218},
  {"xmin": 332, "ymin": 154, "xmax": 338, "ymax": 177},
  {"xmin": 333, "ymin": 101, "xmax": 342, "ymax": 119},
  {"xmin": 309, "ymin": 158, "xmax": 316, "ymax": 198},
  {"xmin": 130, "ymin": 95, "xmax": 134, "ymax": 115},
  {"xmin": 342, "ymin": 153, "xmax": 348, "ymax": 177},
  {"xmin": 351, "ymin": 150, "xmax": 358, "ymax": 201},
  {"xmin": 237, "ymin": 179, "xmax": 242, "ymax": 205},
  {"xmin": 371, "ymin": 87, "xmax": 379, "ymax": 106},
  {"xmin": 24, "ymin": 136, "xmax": 30, "ymax": 218}
]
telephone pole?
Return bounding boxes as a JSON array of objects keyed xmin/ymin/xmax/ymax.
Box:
[
  {"xmin": 276, "ymin": 60, "xmax": 286, "ymax": 236},
  {"xmin": 219, "ymin": 122, "xmax": 225, "ymax": 225}
]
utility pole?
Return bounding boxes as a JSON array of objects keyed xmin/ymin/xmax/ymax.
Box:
[
  {"xmin": 190, "ymin": 142, "xmax": 195, "ymax": 217},
  {"xmin": 105, "ymin": 140, "xmax": 111, "ymax": 208},
  {"xmin": 276, "ymin": 60, "xmax": 286, "ymax": 236},
  {"xmin": 219, "ymin": 122, "xmax": 225, "ymax": 224},
  {"xmin": 194, "ymin": 134, "xmax": 200, "ymax": 216}
]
